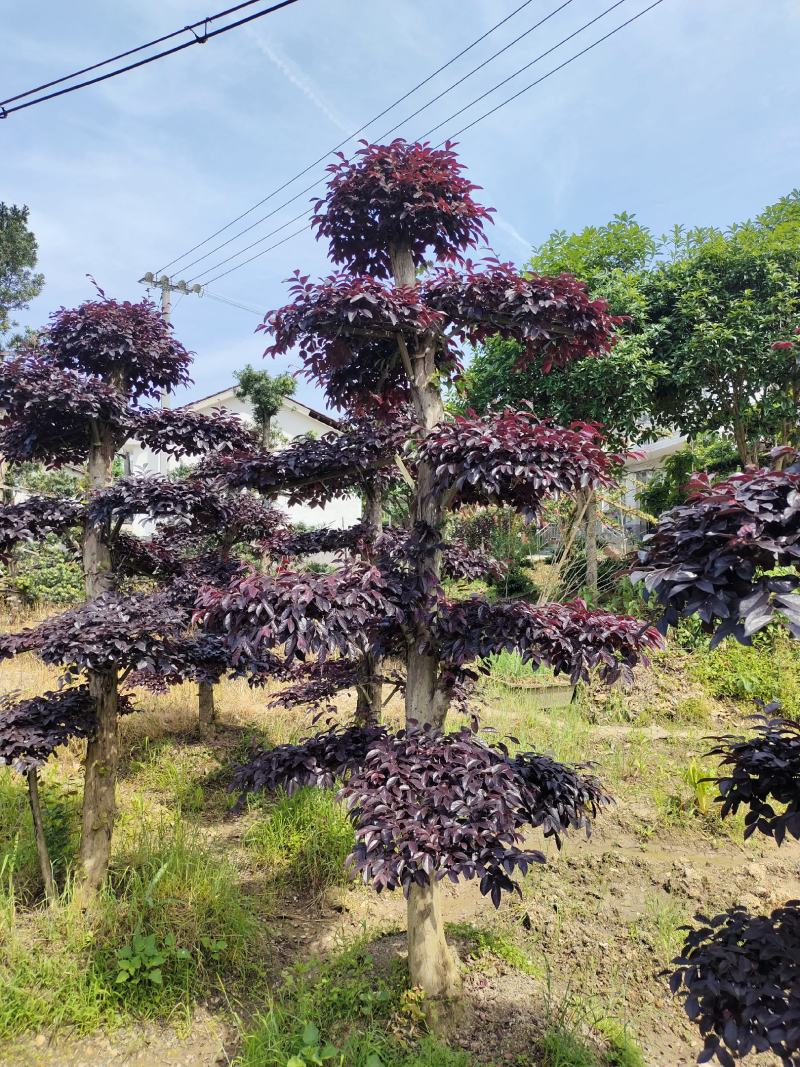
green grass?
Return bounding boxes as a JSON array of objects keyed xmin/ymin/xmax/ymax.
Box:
[
  {"xmin": 245, "ymin": 787, "xmax": 355, "ymax": 894},
  {"xmin": 235, "ymin": 939, "xmax": 474, "ymax": 1067},
  {"xmin": 692, "ymin": 631, "xmax": 800, "ymax": 716},
  {"xmin": 446, "ymin": 921, "xmax": 542, "ymax": 978},
  {"xmin": 0, "ymin": 768, "xmax": 81, "ymax": 901},
  {"xmin": 0, "ymin": 812, "xmax": 262, "ymax": 1038},
  {"xmin": 126, "ymin": 737, "xmax": 213, "ymax": 814},
  {"xmin": 628, "ymin": 894, "xmax": 687, "ymax": 965}
]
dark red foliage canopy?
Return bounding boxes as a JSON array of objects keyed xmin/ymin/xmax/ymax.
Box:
[
  {"xmin": 419, "ymin": 408, "xmax": 624, "ymax": 520},
  {"xmin": 340, "ymin": 725, "xmax": 609, "ymax": 906},
  {"xmin": 0, "ymin": 687, "xmax": 134, "ymax": 771},
  {"xmin": 88, "ymin": 476, "xmax": 229, "ymax": 533},
  {"xmin": 262, "ymin": 272, "xmax": 447, "ymax": 411},
  {"xmin": 132, "ymin": 405, "xmax": 260, "ymax": 458},
  {"xmin": 0, "ymin": 355, "xmax": 130, "ymax": 465},
  {"xmin": 199, "ymin": 414, "xmax": 406, "ymax": 508},
  {"xmin": 43, "ymin": 296, "xmax": 191, "ymax": 399},
  {"xmin": 706, "ymin": 709, "xmax": 800, "ymax": 845},
  {"xmin": 0, "ymin": 591, "xmax": 190, "ymax": 678},
  {"xmin": 422, "ymin": 260, "xmax": 619, "ymax": 371},
  {"xmin": 670, "ymin": 903, "xmax": 800, "ymax": 1067},
  {"xmin": 0, "ymin": 496, "xmax": 85, "ymax": 559},
  {"xmin": 633, "ymin": 467, "xmax": 800, "ymax": 645},
  {"xmin": 435, "ymin": 597, "xmax": 662, "ymax": 684},
  {"xmin": 312, "ymin": 139, "xmax": 493, "ymax": 278},
  {"xmin": 194, "ymin": 563, "xmax": 400, "ymax": 668}
]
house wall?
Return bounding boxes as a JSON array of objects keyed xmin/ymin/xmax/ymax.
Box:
[{"xmin": 123, "ymin": 390, "xmax": 362, "ymax": 533}]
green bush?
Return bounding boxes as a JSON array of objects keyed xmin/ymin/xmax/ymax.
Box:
[
  {"xmin": 8, "ymin": 536, "xmax": 83, "ymax": 605},
  {"xmin": 693, "ymin": 631, "xmax": 800, "ymax": 717},
  {"xmin": 245, "ymin": 787, "xmax": 355, "ymax": 894}
]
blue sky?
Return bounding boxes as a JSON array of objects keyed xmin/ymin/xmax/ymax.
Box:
[{"xmin": 4, "ymin": 0, "xmax": 799, "ymax": 410}]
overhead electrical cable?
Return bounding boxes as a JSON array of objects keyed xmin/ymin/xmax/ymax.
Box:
[
  {"xmin": 374, "ymin": 0, "xmax": 577, "ymax": 142},
  {"xmin": 190, "ymin": 0, "xmax": 669, "ymax": 288},
  {"xmin": 0, "ymin": 0, "xmax": 300, "ymax": 119},
  {"xmin": 179, "ymin": 0, "xmax": 585, "ymax": 283},
  {"xmin": 0, "ymin": 0, "xmax": 283, "ymax": 107},
  {"xmin": 441, "ymin": 0, "xmax": 667, "ymax": 142},
  {"xmin": 201, "ymin": 226, "xmax": 310, "ymax": 286},
  {"xmin": 154, "ymin": 0, "xmax": 541, "ymax": 275},
  {"xmin": 418, "ymin": 0, "xmax": 628, "ymax": 141}
]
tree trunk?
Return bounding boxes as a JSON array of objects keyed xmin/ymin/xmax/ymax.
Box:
[
  {"xmin": 27, "ymin": 768, "xmax": 56, "ymax": 903},
  {"xmin": 355, "ymin": 479, "xmax": 384, "ymax": 723},
  {"xmin": 583, "ymin": 490, "xmax": 598, "ymax": 598},
  {"xmin": 390, "ymin": 240, "xmax": 460, "ymax": 1008},
  {"xmin": 198, "ymin": 681, "xmax": 216, "ymax": 730},
  {"xmin": 79, "ymin": 669, "xmax": 119, "ymax": 894},
  {"xmin": 78, "ymin": 422, "xmax": 118, "ymax": 896}
]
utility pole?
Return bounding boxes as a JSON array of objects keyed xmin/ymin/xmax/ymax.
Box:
[{"xmin": 138, "ymin": 272, "xmax": 202, "ymax": 472}]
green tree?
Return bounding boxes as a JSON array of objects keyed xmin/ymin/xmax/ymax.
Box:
[
  {"xmin": 0, "ymin": 204, "xmax": 44, "ymax": 342},
  {"xmin": 234, "ymin": 364, "xmax": 296, "ymax": 448},
  {"xmin": 459, "ymin": 212, "xmax": 665, "ymax": 450},
  {"xmin": 645, "ymin": 191, "xmax": 800, "ymax": 465}
]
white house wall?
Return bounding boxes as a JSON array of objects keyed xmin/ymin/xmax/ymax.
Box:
[{"xmin": 123, "ymin": 389, "xmax": 361, "ymax": 534}]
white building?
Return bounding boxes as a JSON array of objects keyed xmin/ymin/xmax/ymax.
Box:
[{"xmin": 123, "ymin": 385, "xmax": 362, "ymax": 532}]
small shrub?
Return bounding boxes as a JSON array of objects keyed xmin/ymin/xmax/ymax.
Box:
[
  {"xmin": 8, "ymin": 536, "xmax": 84, "ymax": 606},
  {"xmin": 693, "ymin": 631, "xmax": 800, "ymax": 717},
  {"xmin": 672, "ymin": 695, "xmax": 713, "ymax": 725},
  {"xmin": 596, "ymin": 1019, "xmax": 644, "ymax": 1067},
  {"xmin": 541, "ymin": 1025, "xmax": 600, "ymax": 1067},
  {"xmin": 446, "ymin": 921, "xmax": 541, "ymax": 977},
  {"xmin": 245, "ymin": 787, "xmax": 355, "ymax": 894}
]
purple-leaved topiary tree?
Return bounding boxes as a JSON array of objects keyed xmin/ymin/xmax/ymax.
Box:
[
  {"xmin": 194, "ymin": 139, "xmax": 661, "ymax": 1010},
  {"xmin": 0, "ymin": 293, "xmax": 260, "ymax": 897},
  {"xmin": 634, "ymin": 462, "xmax": 800, "ymax": 1065}
]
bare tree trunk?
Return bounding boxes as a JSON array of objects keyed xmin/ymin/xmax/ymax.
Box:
[
  {"xmin": 79, "ymin": 669, "xmax": 119, "ymax": 894},
  {"xmin": 391, "ymin": 241, "xmax": 460, "ymax": 1009},
  {"xmin": 78, "ymin": 423, "xmax": 118, "ymax": 897},
  {"xmin": 355, "ymin": 479, "xmax": 384, "ymax": 723},
  {"xmin": 27, "ymin": 768, "xmax": 56, "ymax": 903},
  {"xmin": 198, "ymin": 681, "xmax": 216, "ymax": 730},
  {"xmin": 584, "ymin": 490, "xmax": 598, "ymax": 598}
]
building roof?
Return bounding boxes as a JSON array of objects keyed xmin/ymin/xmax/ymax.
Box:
[{"xmin": 181, "ymin": 385, "xmax": 340, "ymax": 430}]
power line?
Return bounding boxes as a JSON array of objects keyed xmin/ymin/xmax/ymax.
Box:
[
  {"xmin": 419, "ymin": 0, "xmax": 629, "ymax": 141},
  {"xmin": 177, "ymin": 0, "xmax": 583, "ymax": 284},
  {"xmin": 203, "ymin": 290, "xmax": 264, "ymax": 315},
  {"xmin": 186, "ymin": 209, "xmax": 310, "ymax": 284},
  {"xmin": 0, "ymin": 0, "xmax": 300, "ymax": 119},
  {"xmin": 1, "ymin": 0, "xmax": 281, "ymax": 108},
  {"xmin": 202, "ymin": 225, "xmax": 309, "ymax": 285},
  {"xmin": 443, "ymin": 0, "xmax": 667, "ymax": 142},
  {"xmin": 375, "ymin": 0, "xmax": 577, "ymax": 143},
  {"xmin": 154, "ymin": 0, "xmax": 541, "ymax": 276},
  {"xmin": 190, "ymin": 0, "xmax": 670, "ymax": 288}
]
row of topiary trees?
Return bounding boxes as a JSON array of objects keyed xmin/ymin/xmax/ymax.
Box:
[
  {"xmin": 0, "ymin": 142, "xmax": 664, "ymax": 1024},
  {"xmin": 13, "ymin": 139, "xmax": 787, "ymax": 1059}
]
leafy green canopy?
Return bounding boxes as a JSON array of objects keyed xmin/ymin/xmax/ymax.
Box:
[
  {"xmin": 234, "ymin": 364, "xmax": 296, "ymax": 443},
  {"xmin": 461, "ymin": 194, "xmax": 800, "ymax": 461},
  {"xmin": 0, "ymin": 204, "xmax": 44, "ymax": 341}
]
